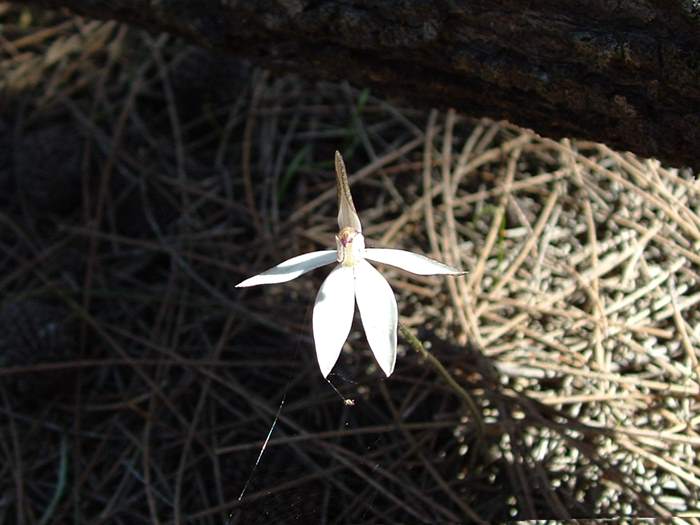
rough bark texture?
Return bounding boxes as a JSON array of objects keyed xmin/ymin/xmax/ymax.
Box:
[{"xmin": 16, "ymin": 0, "xmax": 700, "ymax": 169}]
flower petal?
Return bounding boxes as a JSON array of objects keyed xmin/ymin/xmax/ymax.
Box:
[
  {"xmin": 335, "ymin": 151, "xmax": 362, "ymax": 232},
  {"xmin": 354, "ymin": 259, "xmax": 397, "ymax": 377},
  {"xmin": 364, "ymin": 248, "xmax": 465, "ymax": 276},
  {"xmin": 235, "ymin": 250, "xmax": 336, "ymax": 287},
  {"xmin": 312, "ymin": 265, "xmax": 355, "ymax": 377}
]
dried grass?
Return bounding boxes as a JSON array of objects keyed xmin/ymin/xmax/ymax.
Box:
[{"xmin": 0, "ymin": 4, "xmax": 699, "ymax": 523}]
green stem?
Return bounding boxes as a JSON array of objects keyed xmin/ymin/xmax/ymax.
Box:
[{"xmin": 399, "ymin": 323, "xmax": 484, "ymax": 435}]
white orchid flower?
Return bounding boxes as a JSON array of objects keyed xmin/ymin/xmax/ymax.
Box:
[{"xmin": 236, "ymin": 152, "xmax": 464, "ymax": 378}]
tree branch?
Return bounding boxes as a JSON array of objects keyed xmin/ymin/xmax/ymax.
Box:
[{"xmin": 16, "ymin": 0, "xmax": 700, "ymax": 169}]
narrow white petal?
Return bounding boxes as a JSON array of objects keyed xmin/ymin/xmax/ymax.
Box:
[
  {"xmin": 235, "ymin": 250, "xmax": 336, "ymax": 287},
  {"xmin": 354, "ymin": 259, "xmax": 397, "ymax": 377},
  {"xmin": 335, "ymin": 151, "xmax": 362, "ymax": 232},
  {"xmin": 364, "ymin": 248, "xmax": 465, "ymax": 276},
  {"xmin": 312, "ymin": 265, "xmax": 355, "ymax": 377}
]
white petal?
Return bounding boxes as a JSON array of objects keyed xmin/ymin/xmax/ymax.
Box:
[
  {"xmin": 364, "ymin": 248, "xmax": 465, "ymax": 276},
  {"xmin": 354, "ymin": 259, "xmax": 397, "ymax": 377},
  {"xmin": 235, "ymin": 250, "xmax": 336, "ymax": 287},
  {"xmin": 312, "ymin": 265, "xmax": 355, "ymax": 377},
  {"xmin": 335, "ymin": 151, "xmax": 362, "ymax": 232}
]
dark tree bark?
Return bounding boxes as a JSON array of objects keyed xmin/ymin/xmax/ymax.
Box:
[{"xmin": 16, "ymin": 0, "xmax": 700, "ymax": 169}]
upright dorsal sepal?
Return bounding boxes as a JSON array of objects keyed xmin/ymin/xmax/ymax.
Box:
[{"xmin": 335, "ymin": 151, "xmax": 362, "ymax": 233}]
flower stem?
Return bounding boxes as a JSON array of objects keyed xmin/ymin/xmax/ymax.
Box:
[{"xmin": 399, "ymin": 323, "xmax": 484, "ymax": 435}]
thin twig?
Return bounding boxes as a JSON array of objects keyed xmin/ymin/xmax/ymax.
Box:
[{"xmin": 398, "ymin": 323, "xmax": 484, "ymax": 435}]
